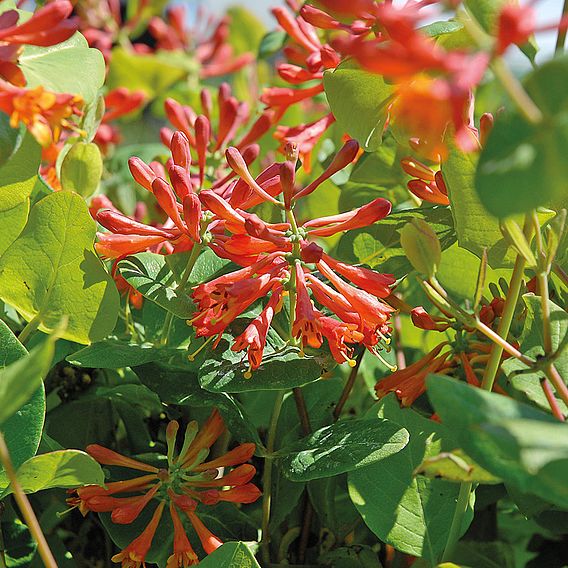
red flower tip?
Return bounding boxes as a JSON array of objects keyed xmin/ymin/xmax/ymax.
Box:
[
  {"xmin": 128, "ymin": 157, "xmax": 156, "ymax": 192},
  {"xmin": 411, "ymin": 306, "xmax": 451, "ymax": 332},
  {"xmin": 171, "ymin": 131, "xmax": 191, "ymax": 170}
]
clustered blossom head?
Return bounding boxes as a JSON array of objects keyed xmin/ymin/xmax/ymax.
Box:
[
  {"xmin": 188, "ymin": 139, "xmax": 397, "ymax": 375},
  {"xmin": 149, "ymin": 6, "xmax": 254, "ymax": 78},
  {"xmin": 160, "ymin": 83, "xmax": 272, "ymax": 187},
  {"xmin": 94, "ymin": 130, "xmax": 204, "ymax": 260},
  {"xmin": 77, "ymin": 1, "xmax": 253, "ymax": 78},
  {"xmin": 375, "ymin": 298, "xmax": 510, "ymax": 408},
  {"xmin": 0, "ymin": 1, "xmax": 83, "ymax": 146},
  {"xmin": 68, "ymin": 410, "xmax": 260, "ymax": 567},
  {"xmin": 262, "ymin": 0, "xmax": 356, "ymax": 170}
]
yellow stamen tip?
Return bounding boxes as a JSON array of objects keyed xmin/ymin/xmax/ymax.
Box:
[
  {"xmin": 244, "ymin": 370, "xmax": 252, "ymax": 379},
  {"xmin": 348, "ymin": 359, "xmax": 357, "ymax": 368},
  {"xmin": 187, "ymin": 355, "xmax": 195, "ymax": 362}
]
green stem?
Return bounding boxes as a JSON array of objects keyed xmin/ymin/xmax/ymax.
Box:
[
  {"xmin": 556, "ymin": 0, "xmax": 568, "ymax": 53},
  {"xmin": 261, "ymin": 390, "xmax": 285, "ymax": 565},
  {"xmin": 160, "ymin": 243, "xmax": 203, "ymax": 345},
  {"xmin": 480, "ymin": 252, "xmax": 529, "ymax": 390},
  {"xmin": 461, "ymin": 11, "xmax": 543, "ymax": 125},
  {"xmin": 18, "ymin": 315, "xmax": 41, "ymax": 346},
  {"xmin": 441, "ymin": 481, "xmax": 473, "ymax": 562},
  {"xmin": 0, "ymin": 433, "xmax": 57, "ymax": 568}
]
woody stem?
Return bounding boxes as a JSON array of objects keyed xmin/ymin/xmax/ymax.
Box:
[
  {"xmin": 333, "ymin": 348, "xmax": 365, "ymax": 421},
  {"xmin": 261, "ymin": 390, "xmax": 285, "ymax": 565},
  {"xmin": 0, "ymin": 433, "xmax": 57, "ymax": 568}
]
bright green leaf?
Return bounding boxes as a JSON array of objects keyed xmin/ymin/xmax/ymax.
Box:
[
  {"xmin": 324, "ymin": 60, "xmax": 394, "ymax": 152},
  {"xmin": 0, "ymin": 191, "xmax": 119, "ymax": 344},
  {"xmin": 118, "ymin": 252, "xmax": 196, "ymax": 319},
  {"xmin": 415, "ymin": 449, "xmax": 501, "ymax": 484},
  {"xmin": 19, "ymin": 33, "xmax": 105, "ymax": 104},
  {"xmin": 60, "ymin": 142, "xmax": 103, "ymax": 198},
  {"xmin": 1, "ymin": 450, "xmax": 104, "ymax": 498},
  {"xmin": 348, "ymin": 395, "xmax": 469, "ymax": 563},
  {"xmin": 281, "ymin": 418, "xmax": 409, "ymax": 481},
  {"xmin": 0, "ymin": 133, "xmax": 41, "ymax": 256}
]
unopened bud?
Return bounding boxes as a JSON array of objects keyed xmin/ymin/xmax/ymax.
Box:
[{"xmin": 171, "ymin": 131, "xmax": 191, "ymax": 170}]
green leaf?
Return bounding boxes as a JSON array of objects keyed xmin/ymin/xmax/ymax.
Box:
[
  {"xmin": 441, "ymin": 134, "xmax": 514, "ymax": 267},
  {"xmin": 475, "ymin": 112, "xmax": 568, "ymax": 217},
  {"xmin": 0, "ymin": 133, "xmax": 41, "ymax": 256},
  {"xmin": 348, "ymin": 395, "xmax": 468, "ymax": 563},
  {"xmin": 415, "ymin": 449, "xmax": 501, "ymax": 484},
  {"xmin": 0, "ymin": 333, "xmax": 54, "ymax": 426},
  {"xmin": 0, "ymin": 192, "xmax": 119, "ymax": 344},
  {"xmin": 60, "ymin": 142, "xmax": 103, "ymax": 198},
  {"xmin": 0, "ymin": 322, "xmax": 46, "ymax": 487},
  {"xmin": 400, "ymin": 218, "xmax": 442, "ymax": 278},
  {"xmin": 281, "ymin": 418, "xmax": 409, "ymax": 481},
  {"xmin": 475, "ymin": 58, "xmax": 568, "ymax": 217},
  {"xmin": 336, "ymin": 207, "xmax": 455, "ymax": 278},
  {"xmin": 106, "ymin": 47, "xmax": 193, "ymax": 99},
  {"xmin": 0, "ymin": 113, "xmax": 21, "ymax": 167},
  {"xmin": 67, "ymin": 339, "xmax": 178, "ymax": 369},
  {"xmin": 134, "ymin": 363, "xmax": 261, "ymax": 445},
  {"xmin": 197, "ymin": 542, "xmax": 260, "ymax": 568},
  {"xmin": 199, "ymin": 337, "xmax": 326, "ymax": 393},
  {"xmin": 19, "ymin": 33, "xmax": 105, "ymax": 104},
  {"xmin": 324, "ymin": 60, "xmax": 394, "ymax": 152},
  {"xmin": 118, "ymin": 252, "xmax": 196, "ymax": 319},
  {"xmin": 1, "ymin": 450, "xmax": 104, "ymax": 497},
  {"xmin": 420, "ymin": 20, "xmax": 464, "ymax": 38},
  {"xmin": 258, "ymin": 30, "xmax": 286, "ymax": 59},
  {"xmin": 426, "ymin": 376, "xmax": 568, "ymax": 507}
]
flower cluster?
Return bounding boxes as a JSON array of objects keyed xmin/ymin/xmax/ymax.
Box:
[
  {"xmin": 77, "ymin": 1, "xmax": 253, "ymax": 79},
  {"xmin": 189, "ymin": 141, "xmax": 396, "ymax": 374},
  {"xmin": 68, "ymin": 410, "xmax": 260, "ymax": 567}
]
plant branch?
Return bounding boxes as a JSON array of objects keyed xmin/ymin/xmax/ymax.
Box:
[
  {"xmin": 333, "ymin": 349, "xmax": 365, "ymax": 421},
  {"xmin": 261, "ymin": 391, "xmax": 285, "ymax": 565},
  {"xmin": 0, "ymin": 433, "xmax": 57, "ymax": 568}
]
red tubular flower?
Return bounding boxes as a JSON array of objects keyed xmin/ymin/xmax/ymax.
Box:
[
  {"xmin": 292, "ymin": 267, "xmax": 323, "ymax": 349},
  {"xmin": 321, "ymin": 254, "xmax": 395, "ymax": 298},
  {"xmin": 401, "ymin": 156, "xmax": 450, "ymax": 206},
  {"xmin": 231, "ymin": 288, "xmax": 283, "ymax": 374},
  {"xmin": 304, "ymin": 198, "xmax": 391, "ymax": 237},
  {"xmin": 375, "ymin": 343, "xmax": 452, "ymax": 406},
  {"xmin": 86, "ymin": 445, "xmax": 159, "ymax": 473},
  {"xmin": 411, "ymin": 306, "xmax": 451, "ymax": 332},
  {"xmin": 167, "ymin": 503, "xmax": 199, "ymax": 567},
  {"xmin": 112, "ymin": 501, "xmax": 166, "ymax": 568},
  {"xmin": 185, "ymin": 512, "xmax": 223, "ymax": 555}
]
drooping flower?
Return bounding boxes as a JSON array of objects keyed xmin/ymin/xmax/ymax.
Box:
[
  {"xmin": 68, "ymin": 410, "xmax": 260, "ymax": 566},
  {"xmin": 400, "ymin": 157, "xmax": 450, "ymax": 206}
]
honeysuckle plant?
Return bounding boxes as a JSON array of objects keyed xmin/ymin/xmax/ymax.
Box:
[{"xmin": 0, "ymin": 1, "xmax": 567, "ymax": 568}]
